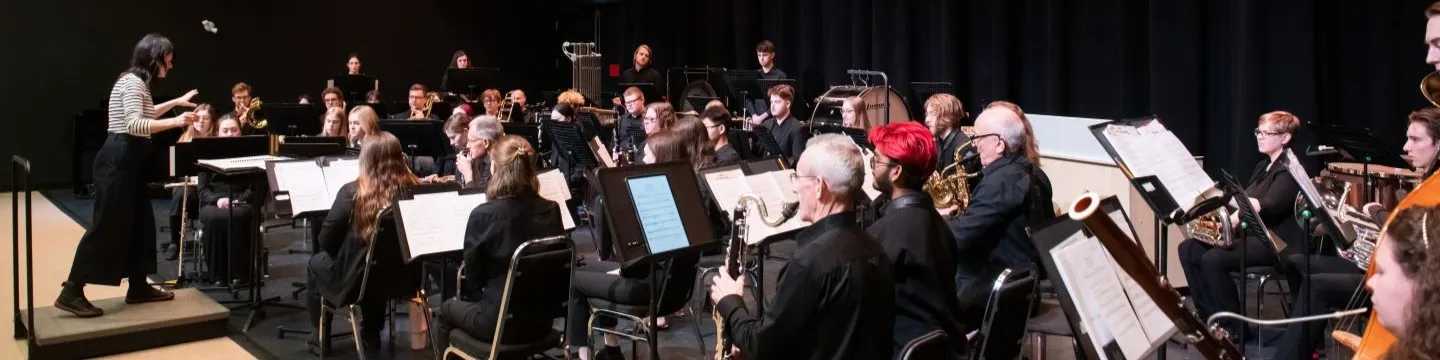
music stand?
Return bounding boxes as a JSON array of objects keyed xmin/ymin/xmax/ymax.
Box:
[
  {"xmin": 543, "ymin": 120, "xmax": 600, "ymax": 170},
  {"xmin": 811, "ymin": 123, "xmax": 871, "ymax": 149},
  {"xmin": 171, "ymin": 136, "xmax": 271, "ymax": 177},
  {"xmin": 721, "ymin": 70, "xmax": 761, "ymax": 116},
  {"xmin": 262, "ymin": 103, "xmax": 323, "ymax": 137},
  {"xmin": 755, "ymin": 79, "xmax": 797, "ymax": 97},
  {"xmin": 686, "ymin": 96, "xmax": 720, "ymax": 113},
  {"xmin": 910, "ymin": 82, "xmax": 956, "ymax": 119},
  {"xmin": 441, "ymin": 67, "xmax": 498, "ymax": 99},
  {"xmin": 278, "ymin": 136, "xmax": 347, "ymax": 158},
  {"xmin": 1307, "ymin": 122, "xmax": 1409, "ymax": 204},
  {"xmin": 332, "ymin": 74, "xmax": 377, "ymax": 105},
  {"xmin": 617, "ymin": 82, "xmax": 661, "ymax": 104},
  {"xmin": 378, "ymin": 120, "xmax": 452, "ymax": 160},
  {"xmin": 750, "ymin": 127, "xmax": 786, "ymax": 166},
  {"xmin": 502, "ymin": 122, "xmax": 541, "ymax": 151}
]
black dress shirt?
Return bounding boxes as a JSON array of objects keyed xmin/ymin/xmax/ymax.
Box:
[
  {"xmin": 746, "ymin": 68, "xmax": 789, "ymax": 116},
  {"xmin": 1244, "ymin": 154, "xmax": 1302, "ymax": 244},
  {"xmin": 714, "ymin": 143, "xmax": 741, "ymax": 166},
  {"xmin": 717, "ymin": 211, "xmax": 895, "ymax": 360},
  {"xmin": 615, "ymin": 111, "xmax": 646, "ymax": 152},
  {"xmin": 458, "ymin": 157, "xmax": 492, "ymax": 190},
  {"xmin": 867, "ymin": 192, "xmax": 968, "ymax": 355},
  {"xmin": 311, "ymin": 182, "xmax": 420, "ymax": 306},
  {"xmin": 620, "ymin": 66, "xmax": 663, "ymax": 96},
  {"xmin": 935, "ymin": 129, "xmax": 974, "ymax": 176},
  {"xmin": 758, "ymin": 114, "xmax": 808, "ymax": 166},
  {"xmin": 198, "ymin": 171, "xmax": 268, "ymax": 207},
  {"xmin": 457, "ymin": 193, "xmax": 566, "ymax": 339},
  {"xmin": 945, "ymin": 154, "xmax": 1047, "ymax": 283}
]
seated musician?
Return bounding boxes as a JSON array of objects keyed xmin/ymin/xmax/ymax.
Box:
[
  {"xmin": 610, "ymin": 44, "xmax": 662, "ymax": 107},
  {"xmin": 635, "ymin": 102, "xmax": 677, "ymax": 162},
  {"xmin": 1274, "ymin": 107, "xmax": 1440, "ymax": 359},
  {"xmin": 710, "ymin": 134, "xmax": 895, "ymax": 359},
  {"xmin": 319, "ymin": 107, "xmax": 348, "ymax": 138},
  {"xmin": 198, "ymin": 116, "xmax": 268, "ymax": 284},
  {"xmin": 1178, "ymin": 110, "xmax": 1305, "ymax": 343},
  {"xmin": 227, "ymin": 82, "xmax": 265, "ymax": 135},
  {"xmin": 481, "ymin": 89, "xmax": 503, "ymax": 118},
  {"xmin": 701, "ymin": 107, "xmax": 741, "ymax": 166},
  {"xmin": 941, "ymin": 101, "xmax": 1052, "ymax": 306},
  {"xmin": 745, "ymin": 40, "xmax": 789, "ymax": 127},
  {"xmin": 321, "ymin": 86, "xmax": 345, "ymax": 111},
  {"xmin": 614, "ymin": 87, "xmax": 648, "ymax": 154},
  {"xmin": 925, "ymin": 94, "xmax": 974, "ymax": 175},
  {"xmin": 842, "ymin": 96, "xmax": 876, "ymax": 130},
  {"xmin": 166, "ymin": 103, "xmax": 216, "ymax": 260},
  {"xmin": 393, "ymin": 84, "xmax": 441, "ymax": 120},
  {"xmin": 865, "ymin": 122, "xmax": 968, "ymax": 356},
  {"xmin": 431, "ymin": 135, "xmax": 566, "ymax": 351},
  {"xmin": 418, "ymin": 112, "xmax": 472, "ymax": 183},
  {"xmin": 457, "ymin": 115, "xmax": 501, "ymax": 189},
  {"xmin": 347, "ymin": 105, "xmax": 381, "ymax": 148},
  {"xmin": 306, "ymin": 132, "xmax": 421, "ymax": 350},
  {"xmin": 365, "ymin": 89, "xmax": 380, "ymax": 104},
  {"xmin": 570, "ymin": 127, "xmax": 715, "ymax": 360},
  {"xmin": 1363, "ymin": 205, "xmax": 1440, "ymax": 358},
  {"xmin": 757, "ymin": 84, "xmax": 808, "ymax": 166},
  {"xmin": 509, "ymin": 89, "xmax": 530, "ymax": 121}
]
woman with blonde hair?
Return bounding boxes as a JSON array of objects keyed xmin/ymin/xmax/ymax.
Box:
[
  {"xmin": 307, "ymin": 131, "xmax": 421, "ymax": 350},
  {"xmin": 319, "ymin": 106, "xmax": 348, "ymax": 138},
  {"xmin": 179, "ymin": 103, "xmax": 215, "ymax": 142},
  {"xmin": 347, "ymin": 105, "xmax": 381, "ymax": 148}
]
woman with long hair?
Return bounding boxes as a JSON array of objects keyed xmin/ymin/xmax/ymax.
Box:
[
  {"xmin": 1364, "ymin": 205, "xmax": 1440, "ymax": 360},
  {"xmin": 347, "ymin": 105, "xmax": 381, "ymax": 148},
  {"xmin": 179, "ymin": 103, "xmax": 215, "ymax": 142},
  {"xmin": 319, "ymin": 106, "xmax": 348, "ymax": 138},
  {"xmin": 57, "ymin": 33, "xmax": 200, "ymax": 317},
  {"xmin": 432, "ymin": 135, "xmax": 566, "ymax": 351},
  {"xmin": 307, "ymin": 132, "xmax": 421, "ymax": 349},
  {"xmin": 644, "ymin": 117, "xmax": 714, "ymax": 170},
  {"xmin": 841, "ymin": 96, "xmax": 875, "ymax": 131}
]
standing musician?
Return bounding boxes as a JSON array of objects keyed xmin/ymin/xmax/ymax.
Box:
[
  {"xmin": 431, "ymin": 135, "xmax": 566, "ymax": 352},
  {"xmin": 166, "ymin": 103, "xmax": 214, "ymax": 260},
  {"xmin": 1178, "ymin": 111, "xmax": 1306, "ymax": 343},
  {"xmin": 450, "ymin": 50, "xmax": 469, "ymax": 69},
  {"xmin": 348, "ymin": 105, "xmax": 381, "ymax": 148},
  {"xmin": 1274, "ymin": 107, "xmax": 1440, "ymax": 359},
  {"xmin": 701, "ymin": 107, "xmax": 741, "ymax": 166},
  {"xmin": 198, "ymin": 116, "xmax": 267, "ymax": 285},
  {"xmin": 306, "ymin": 132, "xmax": 422, "ymax": 350},
  {"xmin": 228, "ymin": 82, "xmax": 264, "ymax": 135},
  {"xmin": 395, "ymin": 84, "xmax": 440, "ymax": 120},
  {"xmin": 481, "ymin": 89, "xmax": 503, "ymax": 118},
  {"xmin": 842, "ymin": 96, "xmax": 876, "ymax": 131},
  {"xmin": 757, "ymin": 84, "xmax": 808, "ymax": 166},
  {"xmin": 346, "ymin": 53, "xmax": 363, "ymax": 75},
  {"xmin": 866, "ymin": 122, "xmax": 968, "ymax": 356},
  {"xmin": 746, "ymin": 40, "xmax": 789, "ymax": 127},
  {"xmin": 710, "ymin": 134, "xmax": 895, "ymax": 359},
  {"xmin": 321, "ymin": 87, "xmax": 345, "ymax": 111},
  {"xmin": 319, "ymin": 107, "xmax": 347, "ymax": 138},
  {"xmin": 1363, "ymin": 205, "xmax": 1440, "ymax": 359},
  {"xmin": 612, "ymin": 44, "xmax": 662, "ymax": 107},
  {"xmin": 57, "ymin": 33, "xmax": 197, "ymax": 317},
  {"xmin": 941, "ymin": 101, "xmax": 1051, "ymax": 307},
  {"xmin": 925, "ymin": 94, "xmax": 972, "ymax": 174}
]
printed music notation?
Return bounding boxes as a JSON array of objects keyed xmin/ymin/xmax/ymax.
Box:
[
  {"xmin": 1051, "ymin": 231, "xmax": 1176, "ymax": 360},
  {"xmin": 1103, "ymin": 122, "xmax": 1217, "ymax": 213},
  {"xmin": 395, "ymin": 191, "xmax": 487, "ymax": 261},
  {"xmin": 270, "ymin": 158, "xmax": 360, "ymax": 215},
  {"xmin": 626, "ymin": 175, "xmax": 689, "ymax": 254},
  {"xmin": 198, "ymin": 155, "xmax": 289, "ymax": 172}
]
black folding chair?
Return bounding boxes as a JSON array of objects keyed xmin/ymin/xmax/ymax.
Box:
[
  {"xmin": 968, "ymin": 268, "xmax": 1038, "ymax": 360},
  {"xmin": 443, "ymin": 235, "xmax": 576, "ymax": 360},
  {"xmin": 900, "ymin": 330, "xmax": 953, "ymax": 360}
]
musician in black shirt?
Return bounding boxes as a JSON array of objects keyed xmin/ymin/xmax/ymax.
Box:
[
  {"xmin": 711, "ymin": 134, "xmax": 895, "ymax": 360},
  {"xmin": 866, "ymin": 122, "xmax": 968, "ymax": 356},
  {"xmin": 432, "ymin": 135, "xmax": 566, "ymax": 351},
  {"xmin": 1178, "ymin": 110, "xmax": 1305, "ymax": 343},
  {"xmin": 198, "ymin": 117, "xmax": 268, "ymax": 283},
  {"xmin": 702, "ymin": 107, "xmax": 742, "ymax": 165},
  {"xmin": 227, "ymin": 82, "xmax": 265, "ymax": 136},
  {"xmin": 614, "ymin": 44, "xmax": 662, "ymax": 106},
  {"xmin": 392, "ymin": 84, "xmax": 442, "ymax": 120},
  {"xmin": 614, "ymin": 87, "xmax": 648, "ymax": 156},
  {"xmin": 926, "ymin": 93, "xmax": 975, "ymax": 174},
  {"xmin": 746, "ymin": 40, "xmax": 789, "ymax": 126},
  {"xmin": 757, "ymin": 84, "xmax": 808, "ymax": 166}
]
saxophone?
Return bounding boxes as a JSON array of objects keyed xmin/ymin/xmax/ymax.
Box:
[
  {"xmin": 923, "ymin": 140, "xmax": 979, "ymax": 212},
  {"xmin": 714, "ymin": 195, "xmax": 798, "ymax": 360}
]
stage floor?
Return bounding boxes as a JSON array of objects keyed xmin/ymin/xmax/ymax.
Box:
[{"xmin": 0, "ymin": 192, "xmax": 257, "ymax": 359}]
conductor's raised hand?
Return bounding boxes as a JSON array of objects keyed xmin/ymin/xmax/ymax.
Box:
[{"xmin": 175, "ymin": 89, "xmax": 200, "ymax": 108}]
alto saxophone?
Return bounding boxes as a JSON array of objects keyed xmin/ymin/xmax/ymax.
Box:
[
  {"xmin": 923, "ymin": 139, "xmax": 979, "ymax": 213},
  {"xmin": 714, "ymin": 195, "xmax": 797, "ymax": 360}
]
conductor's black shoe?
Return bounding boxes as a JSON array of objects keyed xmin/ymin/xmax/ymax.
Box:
[
  {"xmin": 54, "ymin": 292, "xmax": 104, "ymax": 318},
  {"xmin": 126, "ymin": 285, "xmax": 175, "ymax": 304}
]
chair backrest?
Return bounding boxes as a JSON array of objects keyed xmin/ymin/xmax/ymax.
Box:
[
  {"xmin": 972, "ymin": 268, "xmax": 1038, "ymax": 360},
  {"xmin": 490, "ymin": 235, "xmax": 576, "ymax": 351},
  {"xmin": 354, "ymin": 206, "xmax": 420, "ymax": 305},
  {"xmin": 900, "ymin": 330, "xmax": 952, "ymax": 360}
]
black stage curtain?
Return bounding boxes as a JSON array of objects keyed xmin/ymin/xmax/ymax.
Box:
[{"xmin": 599, "ymin": 0, "xmax": 1435, "ymax": 175}]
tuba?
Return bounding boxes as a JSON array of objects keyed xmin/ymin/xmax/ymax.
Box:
[{"xmin": 923, "ymin": 140, "xmax": 979, "ymax": 212}]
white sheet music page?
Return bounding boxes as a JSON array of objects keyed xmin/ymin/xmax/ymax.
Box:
[
  {"xmin": 396, "ymin": 192, "xmax": 466, "ymax": 260},
  {"xmin": 1103, "ymin": 125, "xmax": 1156, "ymax": 178},
  {"xmin": 703, "ymin": 168, "xmax": 750, "ymax": 214},
  {"xmin": 1053, "ymin": 232, "xmax": 1152, "ymax": 360},
  {"xmin": 273, "ymin": 161, "xmax": 330, "ymax": 214},
  {"xmin": 536, "ymin": 169, "xmax": 575, "ymax": 229},
  {"xmin": 741, "ymin": 170, "xmax": 807, "ymax": 244},
  {"xmin": 323, "ymin": 159, "xmax": 360, "ymax": 199},
  {"xmin": 1051, "ymin": 235, "xmax": 1115, "ymax": 358},
  {"xmin": 591, "ymin": 138, "xmax": 617, "ymax": 168},
  {"xmin": 453, "ymin": 192, "xmax": 488, "ymax": 221},
  {"xmin": 1146, "ymin": 127, "xmax": 1214, "ymax": 209},
  {"xmin": 198, "ymin": 155, "xmax": 289, "ymax": 172}
]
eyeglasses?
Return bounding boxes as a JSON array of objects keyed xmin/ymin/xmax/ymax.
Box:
[
  {"xmin": 869, "ymin": 156, "xmax": 897, "ymax": 168},
  {"xmin": 789, "ymin": 173, "xmax": 817, "ymax": 184},
  {"xmin": 643, "ymin": 117, "xmax": 658, "ymax": 124},
  {"xmin": 1254, "ymin": 128, "xmax": 1284, "ymax": 138},
  {"xmin": 624, "ymin": 98, "xmax": 641, "ymax": 105},
  {"xmin": 970, "ymin": 133, "xmax": 1001, "ymax": 143}
]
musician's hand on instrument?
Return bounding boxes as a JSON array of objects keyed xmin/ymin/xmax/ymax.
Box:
[
  {"xmin": 612, "ymin": 97, "xmax": 622, "ymax": 106},
  {"xmin": 937, "ymin": 205, "xmax": 961, "ymax": 217},
  {"xmin": 709, "ymin": 268, "xmax": 745, "ymax": 304},
  {"xmin": 175, "ymin": 90, "xmax": 200, "ymax": 108},
  {"xmin": 217, "ymin": 198, "xmax": 231, "ymax": 209}
]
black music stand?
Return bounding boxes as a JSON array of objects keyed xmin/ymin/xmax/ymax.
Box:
[
  {"xmin": 379, "ymin": 120, "xmax": 452, "ymax": 159},
  {"xmin": 910, "ymin": 82, "xmax": 956, "ymax": 119},
  {"xmin": 277, "ymin": 136, "xmax": 347, "ymax": 158},
  {"xmin": 811, "ymin": 123, "xmax": 871, "ymax": 149},
  {"xmin": 441, "ymin": 67, "xmax": 498, "ymax": 99},
  {"xmin": 332, "ymin": 74, "xmax": 377, "ymax": 105},
  {"xmin": 1307, "ymin": 122, "xmax": 1409, "ymax": 204},
  {"xmin": 1030, "ymin": 216, "xmax": 1130, "ymax": 360},
  {"xmin": 750, "ymin": 127, "xmax": 786, "ymax": 167},
  {"xmin": 755, "ymin": 79, "xmax": 797, "ymax": 96},
  {"xmin": 544, "ymin": 120, "xmax": 600, "ymax": 170},
  {"xmin": 721, "ymin": 71, "xmax": 761, "ymax": 115},
  {"xmin": 502, "ymin": 122, "xmax": 541, "ymax": 151},
  {"xmin": 262, "ymin": 103, "xmax": 323, "ymax": 137}
]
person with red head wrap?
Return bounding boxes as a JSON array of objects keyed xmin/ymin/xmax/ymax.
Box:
[{"xmin": 865, "ymin": 121, "xmax": 968, "ymax": 356}]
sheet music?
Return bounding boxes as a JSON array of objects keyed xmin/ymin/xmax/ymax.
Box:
[
  {"xmin": 397, "ymin": 192, "xmax": 466, "ymax": 259},
  {"xmin": 1104, "ymin": 123, "xmax": 1214, "ymax": 212},
  {"xmin": 703, "ymin": 168, "xmax": 749, "ymax": 214},
  {"xmin": 536, "ymin": 169, "xmax": 576, "ymax": 229},
  {"xmin": 198, "ymin": 155, "xmax": 289, "ymax": 172},
  {"xmin": 323, "ymin": 159, "xmax": 360, "ymax": 197},
  {"xmin": 742, "ymin": 169, "xmax": 807, "ymax": 243},
  {"xmin": 627, "ymin": 175, "xmax": 688, "ymax": 254},
  {"xmin": 1052, "ymin": 231, "xmax": 1152, "ymax": 360},
  {"xmin": 591, "ymin": 138, "xmax": 617, "ymax": 168},
  {"xmin": 454, "ymin": 192, "xmax": 488, "ymax": 218},
  {"xmin": 273, "ymin": 161, "xmax": 330, "ymax": 214}
]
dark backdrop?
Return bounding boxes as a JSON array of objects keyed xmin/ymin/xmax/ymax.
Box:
[{"xmin": 2, "ymin": 0, "xmax": 1435, "ymax": 188}]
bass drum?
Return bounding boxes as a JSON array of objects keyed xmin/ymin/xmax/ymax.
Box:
[
  {"xmin": 809, "ymin": 86, "xmax": 910, "ymax": 127},
  {"xmin": 678, "ymin": 80, "xmax": 719, "ymax": 113}
]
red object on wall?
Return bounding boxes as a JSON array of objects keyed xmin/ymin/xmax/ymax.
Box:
[{"xmin": 609, "ymin": 64, "xmax": 620, "ymax": 78}]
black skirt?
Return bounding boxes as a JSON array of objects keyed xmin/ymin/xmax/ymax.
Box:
[{"xmin": 68, "ymin": 133, "xmax": 157, "ymax": 285}]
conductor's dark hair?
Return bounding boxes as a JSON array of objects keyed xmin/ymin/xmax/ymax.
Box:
[{"xmin": 125, "ymin": 33, "xmax": 173, "ymax": 84}]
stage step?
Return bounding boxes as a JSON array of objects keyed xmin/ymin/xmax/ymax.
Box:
[{"xmin": 18, "ymin": 288, "xmax": 230, "ymax": 359}]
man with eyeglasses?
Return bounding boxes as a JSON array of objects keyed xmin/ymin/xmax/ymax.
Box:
[
  {"xmin": 391, "ymin": 83, "xmax": 440, "ymax": 120},
  {"xmin": 866, "ymin": 122, "xmax": 968, "ymax": 356},
  {"xmin": 614, "ymin": 87, "xmax": 648, "ymax": 153},
  {"xmin": 710, "ymin": 134, "xmax": 895, "ymax": 360},
  {"xmin": 941, "ymin": 101, "xmax": 1051, "ymax": 317}
]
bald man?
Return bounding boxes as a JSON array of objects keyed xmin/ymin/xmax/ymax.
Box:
[{"xmin": 942, "ymin": 102, "xmax": 1051, "ymax": 321}]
